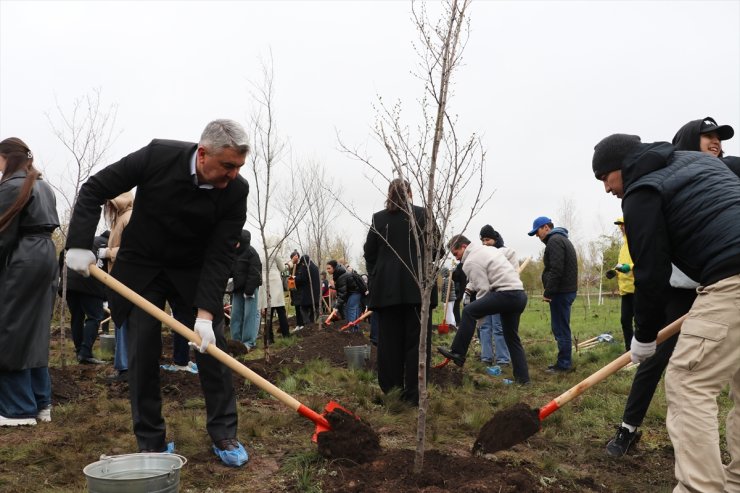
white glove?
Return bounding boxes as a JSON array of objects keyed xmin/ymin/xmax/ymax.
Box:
[
  {"xmin": 66, "ymin": 248, "xmax": 96, "ymax": 277},
  {"xmin": 630, "ymin": 337, "xmax": 656, "ymax": 364},
  {"xmin": 189, "ymin": 318, "xmax": 216, "ymax": 353},
  {"xmin": 462, "ymin": 292, "xmax": 471, "ymax": 306},
  {"xmin": 97, "ymin": 247, "xmax": 109, "ymax": 259}
]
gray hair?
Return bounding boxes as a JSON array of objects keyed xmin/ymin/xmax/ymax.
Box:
[{"xmin": 199, "ymin": 119, "xmax": 250, "ymax": 155}]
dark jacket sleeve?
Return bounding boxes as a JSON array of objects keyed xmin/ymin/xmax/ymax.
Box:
[
  {"xmin": 542, "ymin": 236, "xmax": 566, "ymax": 298},
  {"xmin": 243, "ymin": 247, "xmax": 262, "ymax": 296},
  {"xmin": 333, "ymin": 273, "xmax": 349, "ymax": 311},
  {"xmin": 624, "ymin": 189, "xmax": 672, "ymax": 343}
]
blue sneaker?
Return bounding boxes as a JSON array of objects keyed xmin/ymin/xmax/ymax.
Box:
[{"xmin": 213, "ymin": 438, "xmax": 248, "ymax": 467}]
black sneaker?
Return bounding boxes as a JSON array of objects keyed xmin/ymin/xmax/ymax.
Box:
[
  {"xmin": 605, "ymin": 425, "xmax": 641, "ymax": 457},
  {"xmin": 545, "ymin": 364, "xmax": 572, "ymax": 374}
]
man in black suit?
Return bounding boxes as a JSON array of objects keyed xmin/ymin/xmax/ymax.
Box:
[
  {"xmin": 65, "ymin": 120, "xmax": 250, "ymax": 466},
  {"xmin": 363, "ymin": 178, "xmax": 438, "ymax": 406}
]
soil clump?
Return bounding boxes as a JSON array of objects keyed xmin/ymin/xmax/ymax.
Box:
[
  {"xmin": 473, "ymin": 402, "xmax": 541, "ymax": 454},
  {"xmin": 317, "ymin": 407, "xmax": 381, "ymax": 464}
]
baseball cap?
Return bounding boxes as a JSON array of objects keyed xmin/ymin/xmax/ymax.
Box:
[
  {"xmin": 700, "ymin": 117, "xmax": 734, "ymax": 140},
  {"xmin": 528, "ymin": 216, "xmax": 552, "ymax": 236}
]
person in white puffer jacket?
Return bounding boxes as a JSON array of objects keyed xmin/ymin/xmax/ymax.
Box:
[{"xmin": 438, "ymin": 235, "xmax": 531, "ymax": 384}]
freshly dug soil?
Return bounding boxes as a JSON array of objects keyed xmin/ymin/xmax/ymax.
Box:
[
  {"xmin": 317, "ymin": 407, "xmax": 381, "ymax": 464},
  {"xmin": 321, "ymin": 448, "xmax": 546, "ymax": 492},
  {"xmin": 473, "ymin": 402, "xmax": 541, "ymax": 454}
]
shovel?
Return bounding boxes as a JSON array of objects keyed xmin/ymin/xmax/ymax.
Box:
[
  {"xmin": 339, "ymin": 309, "xmax": 373, "ymax": 331},
  {"xmin": 89, "ymin": 265, "xmax": 343, "ymax": 441},
  {"xmin": 473, "ymin": 314, "xmax": 687, "ymax": 454}
]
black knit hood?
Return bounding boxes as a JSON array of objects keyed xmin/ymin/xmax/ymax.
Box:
[{"xmin": 672, "ymin": 119, "xmax": 704, "ymax": 152}]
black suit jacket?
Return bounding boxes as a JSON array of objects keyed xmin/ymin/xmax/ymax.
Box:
[
  {"xmin": 66, "ymin": 139, "xmax": 248, "ymax": 324},
  {"xmin": 363, "ymin": 205, "xmax": 438, "ymax": 309}
]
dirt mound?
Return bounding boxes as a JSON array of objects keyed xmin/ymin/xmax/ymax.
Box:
[
  {"xmin": 473, "ymin": 403, "xmax": 541, "ymax": 454},
  {"xmin": 321, "ymin": 448, "xmax": 544, "ymax": 492},
  {"xmin": 317, "ymin": 407, "xmax": 381, "ymax": 464}
]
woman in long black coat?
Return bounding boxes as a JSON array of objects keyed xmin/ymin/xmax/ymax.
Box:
[
  {"xmin": 0, "ymin": 138, "xmax": 59, "ymax": 426},
  {"xmin": 363, "ymin": 178, "xmax": 437, "ymax": 406}
]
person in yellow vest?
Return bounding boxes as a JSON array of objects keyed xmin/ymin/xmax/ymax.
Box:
[{"xmin": 613, "ymin": 217, "xmax": 634, "ymax": 351}]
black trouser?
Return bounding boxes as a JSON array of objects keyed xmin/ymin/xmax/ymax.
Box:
[
  {"xmin": 622, "ymin": 287, "xmax": 697, "ymax": 427},
  {"xmin": 451, "ymin": 290, "xmax": 530, "ymax": 384},
  {"xmin": 265, "ymin": 306, "xmax": 290, "ymax": 338},
  {"xmin": 67, "ymin": 291, "xmax": 105, "ymax": 359},
  {"xmin": 376, "ymin": 304, "xmax": 432, "ymax": 406},
  {"xmin": 620, "ymin": 293, "xmax": 635, "ymax": 351},
  {"xmin": 300, "ymin": 304, "xmax": 318, "ymax": 325},
  {"xmin": 452, "ymin": 297, "xmax": 462, "ymax": 326},
  {"xmin": 126, "ymin": 273, "xmax": 237, "ymax": 451}
]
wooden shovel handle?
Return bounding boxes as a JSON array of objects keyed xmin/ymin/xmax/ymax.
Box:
[
  {"xmin": 89, "ymin": 265, "xmax": 329, "ymax": 428},
  {"xmin": 539, "ymin": 314, "xmax": 686, "ymax": 420}
]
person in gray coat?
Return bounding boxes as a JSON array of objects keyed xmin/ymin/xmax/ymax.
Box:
[{"xmin": 0, "ymin": 137, "xmax": 60, "ymax": 426}]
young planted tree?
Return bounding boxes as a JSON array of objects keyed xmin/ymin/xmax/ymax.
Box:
[
  {"xmin": 247, "ymin": 58, "xmax": 310, "ymax": 353},
  {"xmin": 44, "ymin": 88, "xmax": 119, "ymax": 367},
  {"xmin": 341, "ymin": 0, "xmax": 486, "ymax": 472}
]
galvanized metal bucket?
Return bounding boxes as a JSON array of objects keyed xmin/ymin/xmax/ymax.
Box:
[
  {"xmin": 83, "ymin": 453, "xmax": 187, "ymax": 493},
  {"xmin": 344, "ymin": 344, "xmax": 370, "ymax": 369},
  {"xmin": 99, "ymin": 334, "xmax": 115, "ymax": 353}
]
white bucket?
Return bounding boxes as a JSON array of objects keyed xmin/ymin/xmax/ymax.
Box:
[
  {"xmin": 344, "ymin": 345, "xmax": 371, "ymax": 369},
  {"xmin": 83, "ymin": 453, "xmax": 187, "ymax": 493}
]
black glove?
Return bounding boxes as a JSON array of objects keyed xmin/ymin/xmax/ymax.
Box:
[{"xmin": 605, "ymin": 269, "xmax": 617, "ymax": 279}]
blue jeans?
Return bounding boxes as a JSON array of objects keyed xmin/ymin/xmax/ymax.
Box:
[
  {"xmin": 345, "ymin": 292, "xmax": 362, "ymax": 323},
  {"xmin": 0, "ymin": 367, "xmax": 51, "ymax": 418},
  {"xmin": 549, "ymin": 291, "xmax": 576, "ymax": 369},
  {"xmin": 114, "ymin": 321, "xmax": 128, "ymax": 372},
  {"xmin": 231, "ymin": 289, "xmax": 260, "ymax": 347},
  {"xmin": 479, "ymin": 313, "xmax": 510, "ymax": 364},
  {"xmin": 67, "ymin": 291, "xmax": 105, "ymax": 359},
  {"xmin": 451, "ymin": 290, "xmax": 530, "ymax": 384}
]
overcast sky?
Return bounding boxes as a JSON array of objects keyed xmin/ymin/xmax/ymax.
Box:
[{"xmin": 2, "ymin": 0, "xmax": 739, "ymax": 264}]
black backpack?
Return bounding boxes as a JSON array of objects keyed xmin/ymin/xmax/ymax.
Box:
[{"xmin": 352, "ymin": 272, "xmax": 368, "ymax": 294}]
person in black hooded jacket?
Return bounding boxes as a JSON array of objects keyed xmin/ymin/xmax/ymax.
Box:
[
  {"xmin": 592, "ymin": 133, "xmax": 740, "ymax": 492},
  {"xmin": 230, "ymin": 230, "xmax": 262, "ymax": 349},
  {"xmin": 672, "ymin": 116, "xmax": 740, "ymax": 177},
  {"xmin": 326, "ymin": 260, "xmax": 364, "ymax": 324}
]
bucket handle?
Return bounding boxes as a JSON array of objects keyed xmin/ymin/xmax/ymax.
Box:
[{"xmin": 96, "ymin": 452, "xmax": 188, "ymax": 468}]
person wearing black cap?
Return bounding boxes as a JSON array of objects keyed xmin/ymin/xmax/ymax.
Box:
[
  {"xmin": 527, "ymin": 216, "xmax": 578, "ymax": 373},
  {"xmin": 592, "ymin": 132, "xmax": 740, "ymax": 491},
  {"xmin": 672, "ymin": 116, "xmax": 740, "ymax": 177},
  {"xmin": 478, "ymin": 224, "xmax": 513, "ymax": 366}
]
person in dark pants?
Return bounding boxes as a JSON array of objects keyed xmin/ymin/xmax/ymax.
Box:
[
  {"xmin": 60, "ymin": 234, "xmax": 108, "ymax": 365},
  {"xmin": 294, "ymin": 253, "xmax": 320, "ymax": 325},
  {"xmin": 363, "ymin": 178, "xmax": 438, "ymax": 406},
  {"xmin": 605, "ymin": 116, "xmax": 740, "ymax": 458},
  {"xmin": 612, "ymin": 217, "xmax": 635, "ymax": 351},
  {"xmin": 64, "ymin": 120, "xmax": 250, "ymax": 466},
  {"xmin": 451, "ymin": 262, "xmax": 465, "ymax": 326},
  {"xmin": 528, "ymin": 216, "xmax": 578, "ymax": 373},
  {"xmin": 437, "ymin": 235, "xmax": 530, "ymax": 385}
]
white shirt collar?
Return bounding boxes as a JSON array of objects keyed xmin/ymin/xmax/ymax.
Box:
[{"xmin": 190, "ymin": 150, "xmax": 214, "ymax": 190}]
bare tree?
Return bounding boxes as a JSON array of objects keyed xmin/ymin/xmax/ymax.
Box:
[
  {"xmin": 246, "ymin": 56, "xmax": 310, "ymax": 353},
  {"xmin": 44, "ymin": 88, "xmax": 119, "ymax": 368},
  {"xmin": 296, "ymin": 160, "xmax": 341, "ymax": 270},
  {"xmin": 340, "ymin": 0, "xmax": 485, "ymax": 472},
  {"xmin": 45, "ymin": 88, "xmax": 120, "ymax": 239}
]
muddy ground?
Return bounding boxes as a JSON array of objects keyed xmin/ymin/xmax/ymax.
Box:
[{"xmin": 0, "ymin": 318, "xmax": 677, "ymax": 492}]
